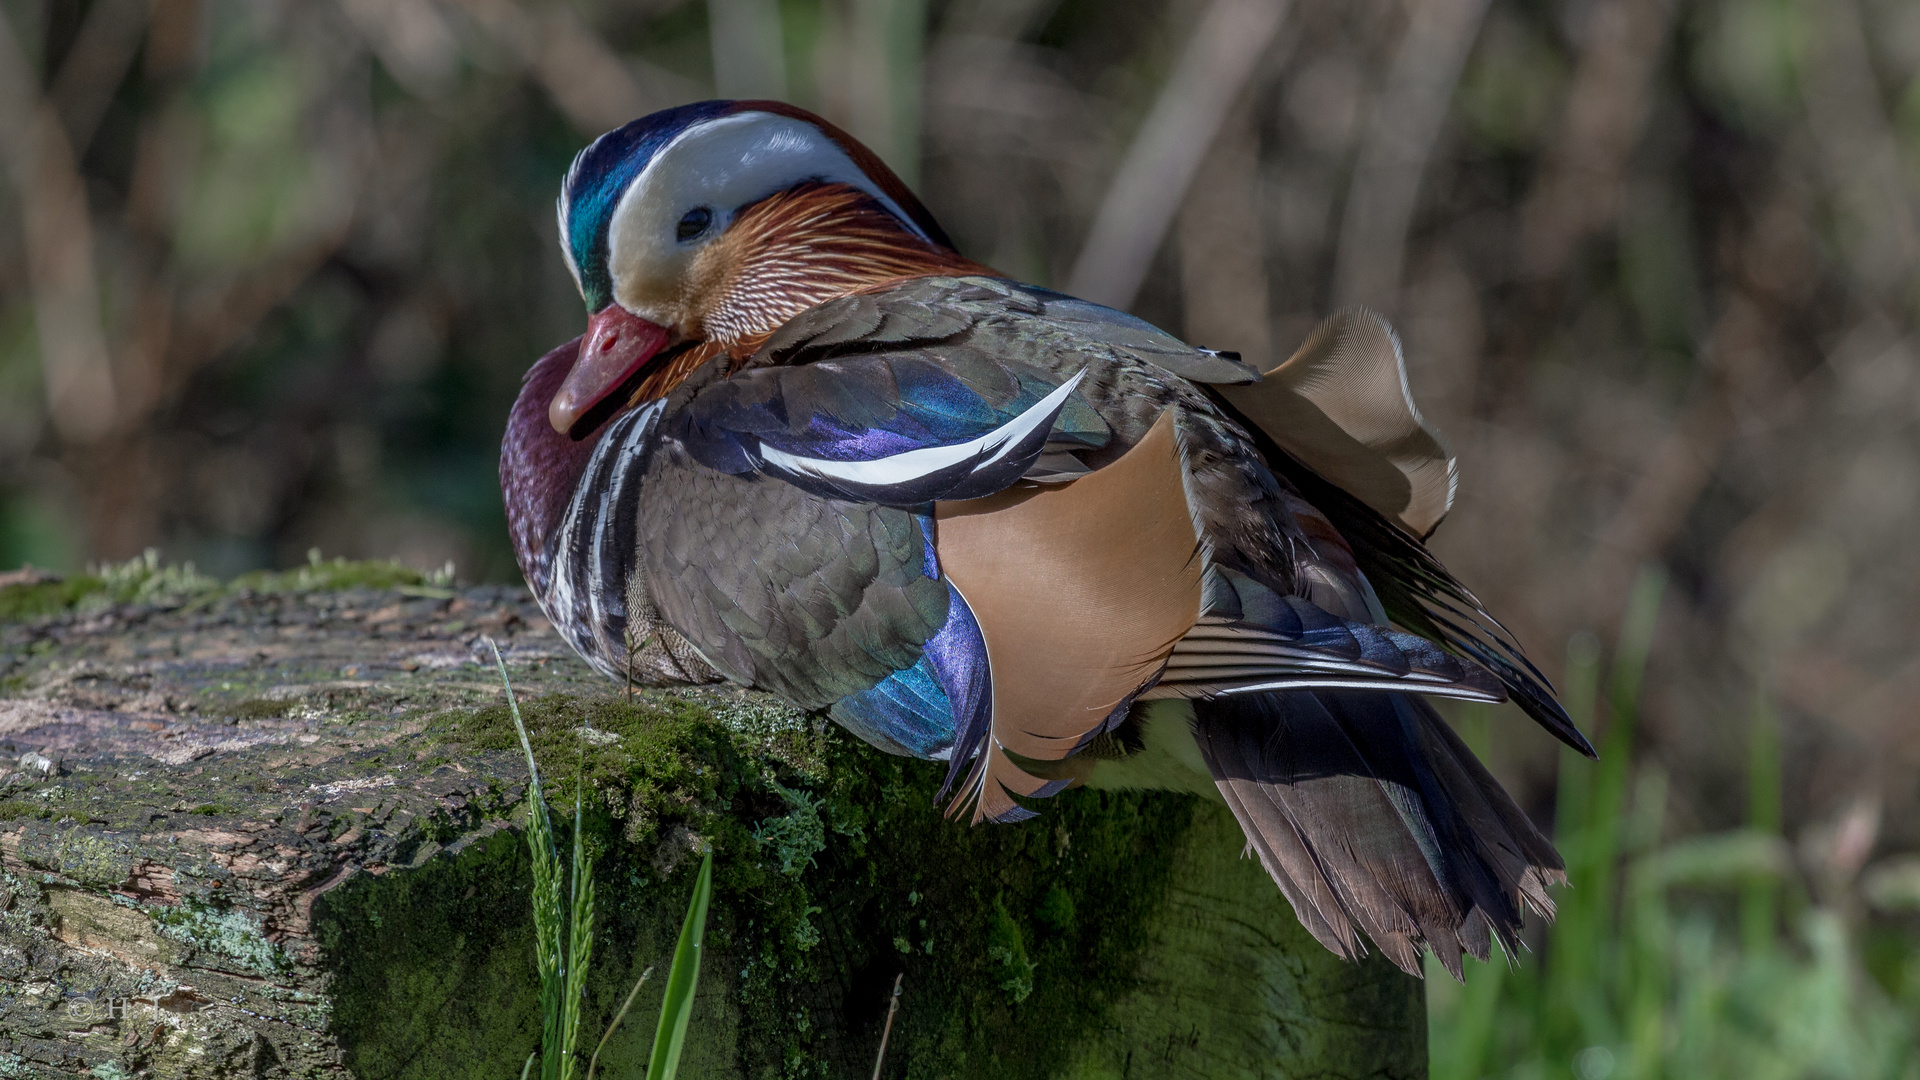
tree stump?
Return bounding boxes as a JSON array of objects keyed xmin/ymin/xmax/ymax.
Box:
[{"xmin": 0, "ymin": 572, "xmax": 1425, "ymax": 1078}]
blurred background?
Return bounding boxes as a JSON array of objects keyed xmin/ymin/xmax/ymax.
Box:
[{"xmin": 1, "ymin": 0, "xmax": 1917, "ymax": 1071}]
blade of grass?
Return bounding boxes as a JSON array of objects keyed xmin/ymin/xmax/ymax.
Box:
[
  {"xmin": 1587, "ymin": 566, "xmax": 1667, "ymax": 887},
  {"xmin": 647, "ymin": 850, "xmax": 714, "ymax": 1080},
  {"xmin": 586, "ymin": 965, "xmax": 654, "ymax": 1080},
  {"xmin": 1553, "ymin": 567, "xmax": 1664, "ymax": 1053},
  {"xmin": 1443, "ymin": 943, "xmax": 1507, "ymax": 1080},
  {"xmin": 1582, "ymin": 568, "xmax": 1666, "ymax": 1018},
  {"xmin": 1555, "ymin": 631, "xmax": 1603, "ymax": 864},
  {"xmin": 1540, "ymin": 565, "xmax": 1663, "ymax": 1056},
  {"xmin": 871, "ymin": 972, "xmax": 903, "ymax": 1080},
  {"xmin": 487, "ymin": 637, "xmax": 566, "ymax": 1080},
  {"xmin": 1742, "ymin": 684, "xmax": 1781, "ymax": 955},
  {"xmin": 1609, "ymin": 567, "xmax": 1667, "ymax": 722},
  {"xmin": 562, "ymin": 779, "xmax": 595, "ymax": 1079},
  {"xmin": 1545, "ymin": 628, "xmax": 1602, "ymax": 1045},
  {"xmin": 1623, "ymin": 766, "xmax": 1671, "ymax": 1071}
]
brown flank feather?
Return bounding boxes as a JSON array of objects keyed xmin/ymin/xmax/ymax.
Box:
[{"xmin": 934, "ymin": 411, "xmax": 1204, "ymax": 823}]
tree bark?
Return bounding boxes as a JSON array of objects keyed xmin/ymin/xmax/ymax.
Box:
[{"xmin": 0, "ymin": 573, "xmax": 1425, "ymax": 1078}]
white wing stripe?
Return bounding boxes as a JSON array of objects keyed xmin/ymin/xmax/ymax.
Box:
[{"xmin": 755, "ymin": 369, "xmax": 1087, "ymax": 488}]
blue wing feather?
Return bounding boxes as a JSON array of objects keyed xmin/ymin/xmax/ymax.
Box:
[
  {"xmin": 673, "ymin": 357, "xmax": 1096, "ymax": 505},
  {"xmin": 828, "ymin": 580, "xmax": 990, "ymax": 761}
]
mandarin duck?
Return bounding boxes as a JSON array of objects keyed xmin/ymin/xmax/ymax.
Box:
[{"xmin": 500, "ymin": 100, "xmax": 1592, "ymax": 977}]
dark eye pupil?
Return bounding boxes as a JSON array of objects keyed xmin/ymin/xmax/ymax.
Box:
[{"xmin": 676, "ymin": 207, "xmax": 712, "ymax": 242}]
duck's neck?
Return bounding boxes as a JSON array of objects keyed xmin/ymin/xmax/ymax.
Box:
[{"xmin": 501, "ymin": 338, "xmax": 593, "ymax": 599}]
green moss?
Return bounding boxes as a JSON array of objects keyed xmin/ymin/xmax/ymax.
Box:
[
  {"xmin": 321, "ymin": 692, "xmax": 1210, "ymax": 1080},
  {"xmin": 985, "ymin": 896, "xmax": 1037, "ymax": 1003},
  {"xmin": 150, "ymin": 897, "xmax": 291, "ymax": 975},
  {"xmin": 315, "ymin": 828, "xmax": 561, "ymax": 1076},
  {"xmin": 229, "ymin": 553, "xmax": 435, "ymax": 595},
  {"xmin": 0, "ymin": 551, "xmax": 446, "ymax": 623},
  {"xmin": 110, "ymin": 552, "xmax": 217, "ymax": 593},
  {"xmin": 1059, "ymin": 800, "xmax": 1427, "ymax": 1079},
  {"xmin": 1035, "ymin": 885, "xmax": 1075, "ymax": 932},
  {"xmin": 0, "ymin": 576, "xmax": 107, "ymax": 620},
  {"xmin": 226, "ymin": 697, "xmax": 291, "ymax": 720},
  {"xmin": 429, "ymin": 690, "xmax": 815, "ymax": 845},
  {"xmin": 0, "ymin": 800, "xmax": 50, "ymax": 821}
]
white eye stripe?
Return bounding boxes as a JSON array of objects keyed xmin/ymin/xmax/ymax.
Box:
[
  {"xmin": 556, "ymin": 193, "xmax": 584, "ymax": 299},
  {"xmin": 604, "ymin": 111, "xmax": 930, "ymax": 315}
]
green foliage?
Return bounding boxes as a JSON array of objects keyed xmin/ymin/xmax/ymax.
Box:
[
  {"xmin": 496, "ymin": 642, "xmax": 592, "ymax": 1080},
  {"xmin": 230, "ymin": 548, "xmax": 451, "ymax": 594},
  {"xmin": 564, "ymin": 782, "xmax": 597, "ymax": 1078},
  {"xmin": 227, "ymin": 698, "xmax": 292, "ymax": 720},
  {"xmin": 0, "ymin": 550, "xmax": 205, "ymax": 620},
  {"xmin": 986, "ymin": 895, "xmax": 1037, "ymax": 1004},
  {"xmin": 1429, "ymin": 569, "xmax": 1920, "ymax": 1080},
  {"xmin": 0, "ymin": 575, "xmax": 107, "ymax": 620},
  {"xmin": 1036, "ymin": 885, "xmax": 1076, "ymax": 932},
  {"xmin": 646, "ymin": 851, "xmax": 713, "ymax": 1080},
  {"xmin": 430, "ymin": 687, "xmax": 777, "ymax": 845},
  {"xmin": 753, "ymin": 781, "xmax": 826, "ymax": 876},
  {"xmin": 493, "ymin": 641, "xmax": 715, "ymax": 1080}
]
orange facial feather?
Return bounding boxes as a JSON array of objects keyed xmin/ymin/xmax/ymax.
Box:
[{"xmin": 624, "ymin": 182, "xmax": 996, "ymax": 405}]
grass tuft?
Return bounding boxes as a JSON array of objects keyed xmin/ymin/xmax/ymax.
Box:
[
  {"xmin": 486, "ymin": 638, "xmax": 712, "ymax": 1080},
  {"xmin": 1429, "ymin": 567, "xmax": 1920, "ymax": 1080},
  {"xmin": 492, "ymin": 637, "xmax": 586, "ymax": 1080}
]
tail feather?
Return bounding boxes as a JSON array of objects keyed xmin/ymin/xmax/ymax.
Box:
[
  {"xmin": 1193, "ymin": 690, "xmax": 1562, "ymax": 977},
  {"xmin": 1409, "ymin": 696, "xmax": 1565, "ymax": 914},
  {"xmin": 1212, "ymin": 777, "xmax": 1357, "ymax": 957}
]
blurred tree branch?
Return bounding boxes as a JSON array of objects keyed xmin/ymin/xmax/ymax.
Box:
[
  {"xmin": 1332, "ymin": 0, "xmax": 1490, "ymax": 313},
  {"xmin": 0, "ymin": 3, "xmax": 117, "ymax": 445},
  {"xmin": 813, "ymin": 0, "xmax": 929, "ymax": 184},
  {"xmin": 450, "ymin": 0, "xmax": 694, "ymax": 133},
  {"xmin": 1585, "ymin": 296, "xmax": 1755, "ymax": 627},
  {"xmin": 1517, "ymin": 0, "xmax": 1675, "ymax": 280},
  {"xmin": 1797, "ymin": 0, "xmax": 1918, "ymax": 309},
  {"xmin": 1178, "ymin": 100, "xmax": 1271, "ymax": 366},
  {"xmin": 47, "ymin": 0, "xmax": 149, "ymax": 156},
  {"xmin": 1066, "ymin": 0, "xmax": 1287, "ymax": 311},
  {"xmin": 709, "ymin": 0, "xmax": 788, "ymax": 100}
]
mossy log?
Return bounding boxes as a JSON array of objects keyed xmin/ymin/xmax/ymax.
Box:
[{"xmin": 0, "ymin": 573, "xmax": 1424, "ymax": 1078}]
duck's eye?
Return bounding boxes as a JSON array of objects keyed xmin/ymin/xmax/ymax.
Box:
[{"xmin": 676, "ymin": 207, "xmax": 713, "ymax": 242}]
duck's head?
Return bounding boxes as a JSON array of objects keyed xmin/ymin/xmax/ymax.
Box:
[{"xmin": 547, "ymin": 100, "xmax": 979, "ymax": 438}]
